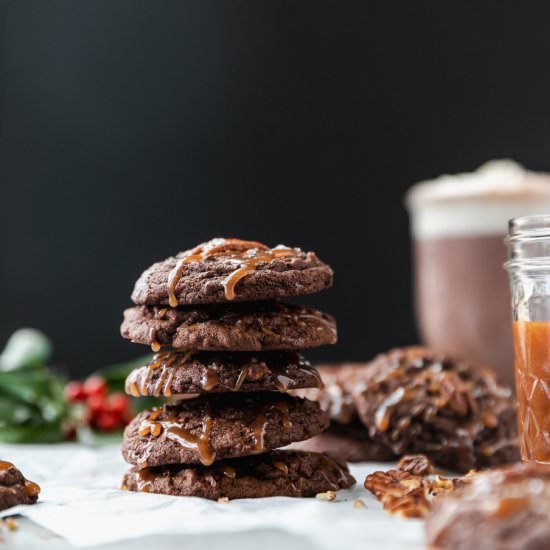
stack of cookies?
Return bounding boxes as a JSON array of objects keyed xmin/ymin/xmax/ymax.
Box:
[{"xmin": 119, "ymin": 238, "xmax": 355, "ymax": 500}]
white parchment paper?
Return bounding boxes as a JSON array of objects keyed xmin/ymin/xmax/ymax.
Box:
[{"xmin": 0, "ymin": 443, "xmax": 425, "ymax": 549}]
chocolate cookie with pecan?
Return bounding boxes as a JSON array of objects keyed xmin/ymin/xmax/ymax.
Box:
[
  {"xmin": 124, "ymin": 350, "xmax": 323, "ymax": 397},
  {"xmin": 0, "ymin": 460, "xmax": 40, "ymax": 511},
  {"xmin": 131, "ymin": 238, "xmax": 333, "ymax": 306},
  {"xmin": 352, "ymin": 347, "xmax": 519, "ymax": 472},
  {"xmin": 121, "ymin": 301, "xmax": 337, "ymax": 351},
  {"xmin": 122, "ymin": 393, "xmax": 329, "ymax": 468},
  {"xmin": 122, "ymin": 450, "xmax": 355, "ymax": 500}
]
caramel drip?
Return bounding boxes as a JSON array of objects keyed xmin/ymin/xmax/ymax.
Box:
[
  {"xmin": 157, "ymin": 307, "xmax": 168, "ymax": 319},
  {"xmin": 137, "ymin": 468, "xmax": 156, "ymax": 492},
  {"xmin": 268, "ymin": 363, "xmax": 293, "ymax": 393},
  {"xmin": 129, "ymin": 383, "xmax": 140, "ymax": 397},
  {"xmin": 375, "ymin": 387, "xmax": 406, "ymax": 432},
  {"xmin": 162, "ymin": 350, "xmax": 195, "ymax": 398},
  {"xmin": 140, "ymin": 351, "xmax": 194, "ymax": 397},
  {"xmin": 162, "ymin": 366, "xmax": 177, "ymax": 398},
  {"xmin": 271, "ymin": 460, "xmax": 289, "ymax": 475},
  {"xmin": 252, "ymin": 412, "xmax": 267, "ymax": 451},
  {"xmin": 139, "ymin": 408, "xmax": 215, "ymax": 466},
  {"xmin": 273, "ymin": 401, "xmax": 291, "ymax": 428},
  {"xmin": 252, "ymin": 402, "xmax": 292, "ymax": 451},
  {"xmin": 141, "ymin": 351, "xmax": 171, "ymax": 395},
  {"xmin": 167, "ymin": 254, "xmax": 202, "ymax": 307},
  {"xmin": 149, "ymin": 327, "xmax": 161, "ymax": 352},
  {"xmin": 223, "ymin": 248, "xmax": 295, "ymax": 301},
  {"xmin": 167, "ymin": 418, "xmax": 215, "ymax": 466},
  {"xmin": 166, "ymin": 238, "xmax": 296, "ymax": 305},
  {"xmin": 0, "ymin": 461, "xmax": 14, "ymax": 471},
  {"xmin": 220, "ymin": 465, "xmax": 237, "ymax": 479},
  {"xmin": 201, "ymin": 367, "xmax": 220, "ymax": 391},
  {"xmin": 234, "ymin": 367, "xmax": 249, "ymax": 391}
]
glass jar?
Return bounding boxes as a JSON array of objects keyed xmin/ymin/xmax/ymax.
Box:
[
  {"xmin": 505, "ymin": 214, "xmax": 550, "ymax": 463},
  {"xmin": 407, "ymin": 161, "xmax": 550, "ymax": 389}
]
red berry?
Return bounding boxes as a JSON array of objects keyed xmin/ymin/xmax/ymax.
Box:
[
  {"xmin": 83, "ymin": 376, "xmax": 107, "ymax": 398},
  {"xmin": 105, "ymin": 393, "xmax": 129, "ymax": 415},
  {"xmin": 95, "ymin": 411, "xmax": 120, "ymax": 431},
  {"xmin": 65, "ymin": 381, "xmax": 87, "ymax": 402},
  {"xmin": 87, "ymin": 395, "xmax": 106, "ymax": 415}
]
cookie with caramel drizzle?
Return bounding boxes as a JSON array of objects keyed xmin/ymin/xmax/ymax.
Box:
[
  {"xmin": 131, "ymin": 238, "xmax": 333, "ymax": 306},
  {"xmin": 122, "ymin": 393, "xmax": 329, "ymax": 467},
  {"xmin": 124, "ymin": 350, "xmax": 323, "ymax": 397},
  {"xmin": 121, "ymin": 300, "xmax": 337, "ymax": 352},
  {"xmin": 121, "ymin": 450, "xmax": 355, "ymax": 500}
]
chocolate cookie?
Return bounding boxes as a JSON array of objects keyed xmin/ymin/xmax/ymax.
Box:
[
  {"xmin": 130, "ymin": 238, "xmax": 333, "ymax": 306},
  {"xmin": 122, "ymin": 393, "xmax": 329, "ymax": 467},
  {"xmin": 121, "ymin": 301, "xmax": 337, "ymax": 351},
  {"xmin": 351, "ymin": 347, "xmax": 520, "ymax": 473},
  {"xmin": 290, "ymin": 422, "xmax": 395, "ymax": 463},
  {"xmin": 0, "ymin": 461, "xmax": 40, "ymax": 511},
  {"xmin": 426, "ymin": 463, "xmax": 550, "ymax": 550},
  {"xmin": 125, "ymin": 351, "xmax": 323, "ymax": 397},
  {"xmin": 121, "ymin": 450, "xmax": 355, "ymax": 500},
  {"xmin": 295, "ymin": 363, "xmax": 365, "ymax": 424}
]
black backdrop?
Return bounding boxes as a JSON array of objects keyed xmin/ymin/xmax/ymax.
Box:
[{"xmin": 2, "ymin": 1, "xmax": 550, "ymax": 376}]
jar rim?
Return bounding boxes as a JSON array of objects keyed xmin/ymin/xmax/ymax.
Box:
[{"xmin": 507, "ymin": 214, "xmax": 550, "ymax": 240}]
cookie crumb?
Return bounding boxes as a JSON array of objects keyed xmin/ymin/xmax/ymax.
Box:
[
  {"xmin": 5, "ymin": 518, "xmax": 18, "ymax": 531},
  {"xmin": 217, "ymin": 497, "xmax": 230, "ymax": 503},
  {"xmin": 354, "ymin": 499, "xmax": 366, "ymax": 509},
  {"xmin": 316, "ymin": 490, "xmax": 336, "ymax": 501}
]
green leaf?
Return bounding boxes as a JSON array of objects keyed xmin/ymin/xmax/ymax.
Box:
[{"xmin": 0, "ymin": 329, "xmax": 52, "ymax": 371}]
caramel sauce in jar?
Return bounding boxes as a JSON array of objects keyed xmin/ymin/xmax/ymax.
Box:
[{"xmin": 513, "ymin": 321, "xmax": 550, "ymax": 462}]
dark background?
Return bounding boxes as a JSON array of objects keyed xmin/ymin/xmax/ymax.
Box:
[{"xmin": 2, "ymin": 2, "xmax": 549, "ymax": 377}]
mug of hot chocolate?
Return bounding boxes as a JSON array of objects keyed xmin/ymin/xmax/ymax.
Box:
[{"xmin": 406, "ymin": 160, "xmax": 550, "ymax": 387}]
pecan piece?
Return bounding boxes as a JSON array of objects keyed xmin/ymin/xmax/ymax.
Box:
[{"xmin": 397, "ymin": 454, "xmax": 434, "ymax": 476}]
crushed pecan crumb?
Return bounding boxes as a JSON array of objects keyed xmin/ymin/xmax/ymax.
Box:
[
  {"xmin": 217, "ymin": 497, "xmax": 230, "ymax": 503},
  {"xmin": 5, "ymin": 518, "xmax": 18, "ymax": 531},
  {"xmin": 354, "ymin": 499, "xmax": 366, "ymax": 509},
  {"xmin": 316, "ymin": 490, "xmax": 336, "ymax": 501}
]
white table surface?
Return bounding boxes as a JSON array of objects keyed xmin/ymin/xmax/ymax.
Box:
[{"xmin": 0, "ymin": 443, "xmax": 426, "ymax": 549}]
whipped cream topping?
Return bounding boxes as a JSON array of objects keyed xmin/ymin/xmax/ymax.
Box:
[{"xmin": 406, "ymin": 160, "xmax": 550, "ymax": 238}]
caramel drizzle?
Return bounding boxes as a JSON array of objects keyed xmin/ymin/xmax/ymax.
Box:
[
  {"xmin": 201, "ymin": 367, "xmax": 220, "ymax": 391},
  {"xmin": 252, "ymin": 402, "xmax": 292, "ymax": 452},
  {"xmin": 220, "ymin": 465, "xmax": 237, "ymax": 479},
  {"xmin": 271, "ymin": 460, "xmax": 289, "ymax": 475},
  {"xmin": 157, "ymin": 307, "xmax": 168, "ymax": 319},
  {"xmin": 149, "ymin": 327, "xmax": 161, "ymax": 352},
  {"xmin": 375, "ymin": 387, "xmax": 406, "ymax": 432},
  {"xmin": 139, "ymin": 350, "xmax": 195, "ymax": 397},
  {"xmin": 0, "ymin": 461, "xmax": 14, "ymax": 471},
  {"xmin": 167, "ymin": 238, "xmax": 296, "ymax": 306},
  {"xmin": 166, "ymin": 418, "xmax": 214, "ymax": 466},
  {"xmin": 138, "ymin": 409, "xmax": 215, "ymax": 466}
]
